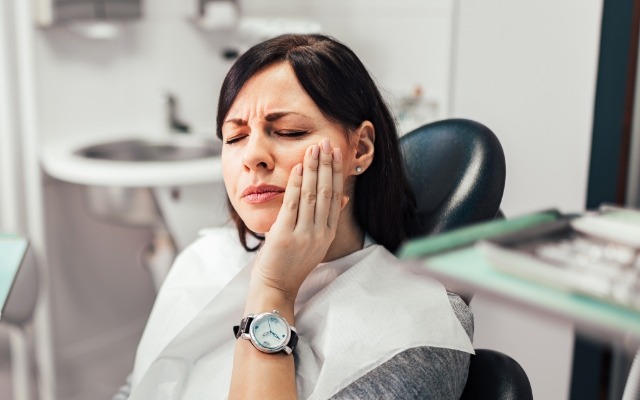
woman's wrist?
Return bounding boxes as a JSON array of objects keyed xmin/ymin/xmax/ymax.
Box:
[{"xmin": 244, "ymin": 280, "xmax": 296, "ymax": 323}]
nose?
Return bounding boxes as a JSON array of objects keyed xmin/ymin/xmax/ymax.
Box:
[{"xmin": 242, "ymin": 133, "xmax": 274, "ymax": 171}]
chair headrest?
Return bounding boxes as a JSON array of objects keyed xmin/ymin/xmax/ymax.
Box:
[{"xmin": 399, "ymin": 118, "xmax": 506, "ymax": 237}]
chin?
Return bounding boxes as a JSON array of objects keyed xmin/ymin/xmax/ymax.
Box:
[{"xmin": 239, "ymin": 210, "xmax": 277, "ymax": 234}]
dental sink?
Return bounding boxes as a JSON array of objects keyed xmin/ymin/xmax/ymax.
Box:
[
  {"xmin": 41, "ymin": 133, "xmax": 223, "ymax": 188},
  {"xmin": 41, "ymin": 133, "xmax": 225, "ymax": 229},
  {"xmin": 75, "ymin": 138, "xmax": 221, "ymax": 162}
]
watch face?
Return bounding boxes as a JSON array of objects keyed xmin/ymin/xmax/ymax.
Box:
[{"xmin": 249, "ymin": 312, "xmax": 290, "ymax": 353}]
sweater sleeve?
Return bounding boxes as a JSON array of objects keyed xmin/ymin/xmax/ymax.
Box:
[{"xmin": 330, "ymin": 293, "xmax": 474, "ymax": 400}]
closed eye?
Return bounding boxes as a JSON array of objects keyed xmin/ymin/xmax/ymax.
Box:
[
  {"xmin": 275, "ymin": 130, "xmax": 308, "ymax": 138},
  {"xmin": 224, "ymin": 134, "xmax": 247, "ymax": 145}
]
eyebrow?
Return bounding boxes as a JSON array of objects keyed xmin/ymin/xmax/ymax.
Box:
[{"xmin": 224, "ymin": 111, "xmax": 311, "ymax": 126}]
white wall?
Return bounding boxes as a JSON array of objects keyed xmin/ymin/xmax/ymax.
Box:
[
  {"xmin": 242, "ymin": 0, "xmax": 454, "ymax": 115},
  {"xmin": 452, "ymin": 0, "xmax": 602, "ymax": 217},
  {"xmin": 452, "ymin": 1, "xmax": 604, "ymax": 399},
  {"xmin": 37, "ymin": 0, "xmax": 454, "ymax": 146}
]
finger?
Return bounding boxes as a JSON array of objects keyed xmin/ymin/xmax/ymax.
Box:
[
  {"xmin": 296, "ymin": 144, "xmax": 320, "ymax": 231},
  {"xmin": 315, "ymin": 138, "xmax": 334, "ymax": 226},
  {"xmin": 327, "ymin": 147, "xmax": 344, "ymax": 230},
  {"xmin": 273, "ymin": 162, "xmax": 303, "ymax": 231},
  {"xmin": 341, "ymin": 195, "xmax": 350, "ymax": 211}
]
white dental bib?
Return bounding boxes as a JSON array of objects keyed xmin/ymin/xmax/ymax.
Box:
[{"xmin": 129, "ymin": 227, "xmax": 473, "ymax": 399}]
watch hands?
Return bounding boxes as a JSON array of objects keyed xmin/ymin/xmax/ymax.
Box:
[
  {"xmin": 268, "ymin": 319, "xmax": 274, "ymax": 331},
  {"xmin": 267, "ymin": 319, "xmax": 280, "ymax": 340}
]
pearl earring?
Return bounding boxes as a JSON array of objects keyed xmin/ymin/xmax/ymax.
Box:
[{"xmin": 355, "ymin": 166, "xmax": 363, "ymax": 173}]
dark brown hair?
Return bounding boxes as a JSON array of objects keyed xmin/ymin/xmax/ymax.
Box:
[{"xmin": 216, "ymin": 34, "xmax": 415, "ymax": 252}]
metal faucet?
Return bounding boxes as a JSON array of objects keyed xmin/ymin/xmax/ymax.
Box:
[{"xmin": 165, "ymin": 92, "xmax": 191, "ymax": 133}]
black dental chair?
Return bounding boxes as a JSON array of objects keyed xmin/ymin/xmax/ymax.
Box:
[{"xmin": 399, "ymin": 118, "xmax": 533, "ymax": 400}]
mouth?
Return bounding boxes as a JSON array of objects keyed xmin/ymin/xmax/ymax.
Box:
[{"xmin": 241, "ymin": 184, "xmax": 285, "ymax": 204}]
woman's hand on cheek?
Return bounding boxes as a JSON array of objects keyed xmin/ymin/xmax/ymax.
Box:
[{"xmin": 252, "ymin": 138, "xmax": 346, "ymax": 300}]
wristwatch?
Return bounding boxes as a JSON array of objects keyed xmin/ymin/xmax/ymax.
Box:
[{"xmin": 233, "ymin": 310, "xmax": 298, "ymax": 355}]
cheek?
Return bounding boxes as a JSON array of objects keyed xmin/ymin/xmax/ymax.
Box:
[
  {"xmin": 277, "ymin": 147, "xmax": 307, "ymax": 170},
  {"xmin": 221, "ymin": 152, "xmax": 239, "ymax": 197}
]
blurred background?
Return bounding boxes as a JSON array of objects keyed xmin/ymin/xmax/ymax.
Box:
[{"xmin": 2, "ymin": 0, "xmax": 638, "ymax": 399}]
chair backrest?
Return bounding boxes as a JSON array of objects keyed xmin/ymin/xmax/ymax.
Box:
[
  {"xmin": 399, "ymin": 119, "xmax": 533, "ymax": 399},
  {"xmin": 460, "ymin": 349, "xmax": 534, "ymax": 400},
  {"xmin": 399, "ymin": 118, "xmax": 506, "ymax": 237}
]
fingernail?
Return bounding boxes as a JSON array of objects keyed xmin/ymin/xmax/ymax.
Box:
[
  {"xmin": 295, "ymin": 164, "xmax": 303, "ymax": 175},
  {"xmin": 333, "ymin": 148, "xmax": 342, "ymax": 162},
  {"xmin": 311, "ymin": 145, "xmax": 320, "ymax": 159},
  {"xmin": 342, "ymin": 195, "xmax": 350, "ymax": 209},
  {"xmin": 321, "ymin": 138, "xmax": 331, "ymax": 153}
]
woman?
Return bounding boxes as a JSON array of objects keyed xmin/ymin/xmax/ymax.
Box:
[{"xmin": 117, "ymin": 34, "xmax": 474, "ymax": 399}]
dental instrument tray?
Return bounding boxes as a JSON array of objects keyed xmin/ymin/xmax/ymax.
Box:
[{"xmin": 476, "ymin": 207, "xmax": 640, "ymax": 313}]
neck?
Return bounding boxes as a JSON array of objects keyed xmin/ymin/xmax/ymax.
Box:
[{"xmin": 322, "ymin": 206, "xmax": 364, "ymax": 263}]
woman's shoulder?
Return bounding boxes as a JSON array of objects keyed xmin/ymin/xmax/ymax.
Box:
[
  {"xmin": 361, "ymin": 244, "xmax": 474, "ymax": 339},
  {"xmin": 331, "ymin": 343, "xmax": 471, "ymax": 400},
  {"xmin": 331, "ymin": 293, "xmax": 473, "ymax": 400}
]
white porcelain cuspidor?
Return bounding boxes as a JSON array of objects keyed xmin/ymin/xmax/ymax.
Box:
[{"xmin": 40, "ymin": 132, "xmax": 223, "ymax": 188}]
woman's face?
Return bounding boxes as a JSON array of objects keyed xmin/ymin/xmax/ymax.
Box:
[{"xmin": 221, "ymin": 62, "xmax": 357, "ymax": 234}]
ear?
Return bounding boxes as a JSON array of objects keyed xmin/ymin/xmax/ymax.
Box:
[{"xmin": 350, "ymin": 120, "xmax": 375, "ymax": 175}]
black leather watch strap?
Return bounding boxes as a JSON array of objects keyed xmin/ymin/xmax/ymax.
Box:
[
  {"xmin": 233, "ymin": 315, "xmax": 254, "ymax": 339},
  {"xmin": 288, "ymin": 330, "xmax": 299, "ymax": 352}
]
